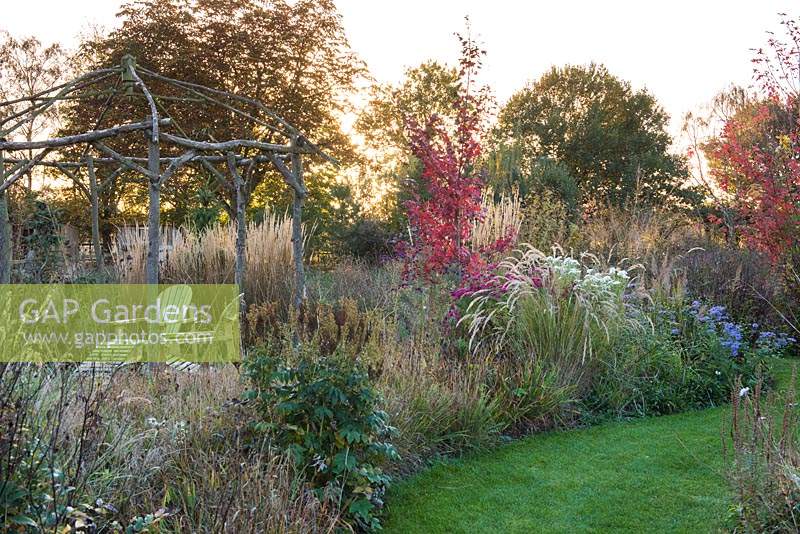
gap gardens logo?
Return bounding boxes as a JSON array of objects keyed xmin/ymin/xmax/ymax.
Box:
[{"xmin": 0, "ymin": 284, "xmax": 240, "ymax": 362}]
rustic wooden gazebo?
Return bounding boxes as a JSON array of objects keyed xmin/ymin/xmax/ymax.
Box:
[{"xmin": 0, "ymin": 55, "xmax": 331, "ymax": 309}]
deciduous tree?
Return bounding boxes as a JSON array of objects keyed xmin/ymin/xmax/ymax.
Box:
[
  {"xmin": 59, "ymin": 0, "xmax": 364, "ymax": 234},
  {"xmin": 401, "ymin": 29, "xmax": 507, "ymax": 282},
  {"xmin": 497, "ymin": 63, "xmax": 694, "ymax": 209},
  {"xmin": 0, "ymin": 32, "xmax": 65, "ymax": 190},
  {"xmin": 706, "ymin": 14, "xmax": 800, "ymax": 262}
]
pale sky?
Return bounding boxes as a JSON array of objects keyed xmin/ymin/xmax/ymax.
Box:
[{"xmin": 3, "ymin": 0, "xmax": 798, "ymax": 138}]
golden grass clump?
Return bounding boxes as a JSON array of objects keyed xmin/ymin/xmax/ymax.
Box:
[
  {"xmin": 112, "ymin": 212, "xmax": 302, "ymax": 308},
  {"xmin": 470, "ymin": 187, "xmax": 523, "ymax": 253}
]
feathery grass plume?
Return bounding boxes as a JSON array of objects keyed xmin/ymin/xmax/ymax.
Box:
[
  {"xmin": 111, "ymin": 213, "xmax": 304, "ymax": 309},
  {"xmin": 458, "ymin": 245, "xmax": 636, "ymax": 354},
  {"xmin": 470, "ymin": 187, "xmax": 522, "ymax": 253}
]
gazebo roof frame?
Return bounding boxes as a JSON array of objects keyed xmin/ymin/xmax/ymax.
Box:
[{"xmin": 0, "ymin": 54, "xmax": 320, "ymax": 307}]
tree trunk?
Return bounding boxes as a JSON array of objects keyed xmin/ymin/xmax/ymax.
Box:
[
  {"xmin": 87, "ymin": 156, "xmax": 103, "ymax": 270},
  {"xmin": 146, "ymin": 134, "xmax": 160, "ymax": 285},
  {"xmin": 290, "ymin": 151, "xmax": 306, "ymax": 310},
  {"xmin": 0, "ymin": 148, "xmax": 10, "ymax": 283}
]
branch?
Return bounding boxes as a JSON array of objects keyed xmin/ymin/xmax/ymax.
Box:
[
  {"xmin": 0, "ymin": 119, "xmax": 171, "ymax": 151},
  {"xmin": 138, "ymin": 67, "xmax": 289, "ymax": 136},
  {"xmin": 92, "ymin": 141, "xmax": 153, "ymax": 179},
  {"xmin": 0, "ymin": 68, "xmax": 117, "ymax": 108},
  {"xmin": 160, "ymin": 131, "xmax": 308, "ymax": 154},
  {"xmin": 267, "ymin": 153, "xmax": 305, "ymax": 195},
  {"xmin": 138, "ymin": 67, "xmax": 337, "ymax": 164},
  {"xmin": 198, "ymin": 158, "xmax": 232, "ymax": 192},
  {"xmin": 55, "ymin": 163, "xmax": 90, "ymax": 198},
  {"xmin": 0, "ymin": 148, "xmax": 53, "ymax": 193},
  {"xmin": 0, "ymin": 70, "xmax": 118, "ymax": 137},
  {"xmin": 159, "ymin": 150, "xmax": 196, "ymax": 186},
  {"xmin": 226, "ymin": 152, "xmax": 242, "ymax": 185},
  {"xmin": 126, "ymin": 62, "xmax": 159, "ymax": 142},
  {"xmin": 99, "ymin": 165, "xmax": 125, "ymax": 193},
  {"xmin": 2, "ymin": 153, "xmax": 271, "ymax": 169}
]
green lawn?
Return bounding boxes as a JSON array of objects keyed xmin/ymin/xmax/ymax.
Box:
[{"xmin": 384, "ymin": 361, "xmax": 796, "ymax": 533}]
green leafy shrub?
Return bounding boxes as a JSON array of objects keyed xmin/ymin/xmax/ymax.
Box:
[
  {"xmin": 245, "ymin": 328, "xmax": 398, "ymax": 531},
  {"xmin": 0, "ymin": 367, "xmax": 173, "ymax": 533},
  {"xmin": 341, "ymin": 218, "xmax": 394, "ymax": 264},
  {"xmin": 587, "ymin": 323, "xmax": 740, "ymax": 418},
  {"xmin": 587, "ymin": 328, "xmax": 691, "ymax": 417},
  {"xmin": 587, "ymin": 299, "xmax": 782, "ymax": 419},
  {"xmin": 517, "ymin": 190, "xmax": 575, "ymax": 251},
  {"xmin": 1, "ymin": 432, "xmax": 76, "ymax": 530},
  {"xmin": 19, "ymin": 196, "xmax": 64, "ymax": 283}
]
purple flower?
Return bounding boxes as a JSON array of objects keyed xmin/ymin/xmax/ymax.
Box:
[{"xmin": 709, "ymin": 305, "xmax": 727, "ymax": 321}]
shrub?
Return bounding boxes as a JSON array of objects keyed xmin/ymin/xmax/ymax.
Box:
[
  {"xmin": 680, "ymin": 246, "xmax": 792, "ymax": 327},
  {"xmin": 586, "ymin": 327, "xmax": 694, "ymax": 417},
  {"xmin": 0, "ymin": 365, "xmax": 114, "ymax": 531},
  {"xmin": 571, "ymin": 206, "xmax": 794, "ymax": 327},
  {"xmin": 0, "ymin": 362, "xmax": 339, "ymax": 533},
  {"xmin": 341, "ymin": 218, "xmax": 394, "ymax": 264},
  {"xmin": 587, "ymin": 300, "xmax": 788, "ymax": 419},
  {"xmin": 517, "ymin": 189, "xmax": 574, "ymax": 252},
  {"xmin": 245, "ymin": 325, "xmax": 398, "ymax": 531},
  {"xmin": 18, "ymin": 196, "xmax": 65, "ymax": 283},
  {"xmin": 99, "ymin": 367, "xmax": 343, "ymax": 533}
]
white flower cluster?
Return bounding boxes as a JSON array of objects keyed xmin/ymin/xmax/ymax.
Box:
[
  {"xmin": 145, "ymin": 416, "xmax": 189, "ymax": 444},
  {"xmin": 545, "ymin": 256, "xmax": 582, "ymax": 285},
  {"xmin": 544, "ymin": 255, "xmax": 629, "ymax": 298},
  {"xmin": 575, "ymin": 267, "xmax": 630, "ymax": 298}
]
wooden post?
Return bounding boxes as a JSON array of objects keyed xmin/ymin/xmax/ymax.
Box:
[
  {"xmin": 290, "ymin": 143, "xmax": 306, "ymax": 310},
  {"xmin": 228, "ymin": 154, "xmax": 247, "ymax": 295},
  {"xmin": 0, "ymin": 144, "xmax": 10, "ymax": 284},
  {"xmin": 86, "ymin": 156, "xmax": 103, "ymax": 270},
  {"xmin": 146, "ymin": 126, "xmax": 160, "ymax": 285}
]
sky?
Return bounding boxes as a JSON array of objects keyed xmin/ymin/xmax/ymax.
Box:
[{"xmin": 2, "ymin": 0, "xmax": 798, "ymax": 139}]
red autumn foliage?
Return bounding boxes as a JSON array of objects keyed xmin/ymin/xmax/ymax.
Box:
[
  {"xmin": 400, "ymin": 28, "xmax": 507, "ymax": 281},
  {"xmin": 708, "ymin": 15, "xmax": 800, "ymax": 262}
]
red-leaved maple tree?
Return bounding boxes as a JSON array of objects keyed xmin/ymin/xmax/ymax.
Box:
[
  {"xmin": 401, "ymin": 29, "xmax": 505, "ymax": 282},
  {"xmin": 708, "ymin": 15, "xmax": 800, "ymax": 262}
]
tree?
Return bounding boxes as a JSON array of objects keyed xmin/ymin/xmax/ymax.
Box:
[
  {"xmin": 497, "ymin": 63, "xmax": 693, "ymax": 209},
  {"xmin": 357, "ymin": 61, "xmax": 460, "ymax": 156},
  {"xmin": 60, "ymin": 0, "xmax": 364, "ymax": 233},
  {"xmin": 681, "ymin": 86, "xmax": 753, "ymax": 243},
  {"xmin": 705, "ymin": 14, "xmax": 800, "ymax": 262},
  {"xmin": 401, "ymin": 29, "xmax": 504, "ymax": 282},
  {"xmin": 355, "ymin": 61, "xmax": 462, "ymax": 225},
  {"xmin": 0, "ymin": 33, "xmax": 65, "ymax": 190}
]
